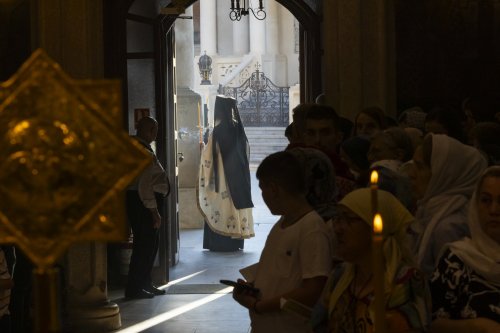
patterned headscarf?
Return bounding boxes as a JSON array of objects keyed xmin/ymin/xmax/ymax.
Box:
[
  {"xmin": 398, "ymin": 107, "xmax": 426, "ymax": 131},
  {"xmin": 287, "ymin": 147, "xmax": 337, "ymax": 220}
]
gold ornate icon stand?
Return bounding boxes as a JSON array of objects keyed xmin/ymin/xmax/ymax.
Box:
[{"xmin": 0, "ymin": 49, "xmax": 151, "ymax": 332}]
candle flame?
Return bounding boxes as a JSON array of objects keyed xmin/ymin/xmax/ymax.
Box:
[
  {"xmin": 371, "ymin": 170, "xmax": 379, "ymax": 185},
  {"xmin": 373, "ymin": 214, "xmax": 383, "ymax": 234}
]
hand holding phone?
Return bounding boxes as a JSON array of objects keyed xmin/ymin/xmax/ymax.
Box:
[{"xmin": 220, "ymin": 279, "xmax": 260, "ymax": 293}]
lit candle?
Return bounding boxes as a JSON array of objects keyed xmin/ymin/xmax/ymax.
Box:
[
  {"xmin": 372, "ymin": 214, "xmax": 387, "ymax": 333},
  {"xmin": 370, "ymin": 170, "xmax": 379, "ymax": 218}
]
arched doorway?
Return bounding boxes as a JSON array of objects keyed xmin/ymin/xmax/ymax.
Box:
[
  {"xmin": 158, "ymin": 0, "xmax": 321, "ymax": 274},
  {"xmin": 103, "ymin": 0, "xmax": 322, "ymax": 287}
]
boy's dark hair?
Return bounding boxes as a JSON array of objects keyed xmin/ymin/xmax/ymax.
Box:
[
  {"xmin": 292, "ymin": 103, "xmax": 340, "ymax": 134},
  {"xmin": 284, "ymin": 123, "xmax": 294, "ymax": 139},
  {"xmin": 256, "ymin": 151, "xmax": 306, "ymax": 195}
]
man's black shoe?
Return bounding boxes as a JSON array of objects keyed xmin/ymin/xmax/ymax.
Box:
[
  {"xmin": 144, "ymin": 286, "xmax": 166, "ymax": 295},
  {"xmin": 125, "ymin": 289, "xmax": 155, "ymax": 299}
]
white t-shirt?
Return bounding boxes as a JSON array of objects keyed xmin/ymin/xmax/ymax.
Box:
[{"xmin": 250, "ymin": 210, "xmax": 332, "ymax": 333}]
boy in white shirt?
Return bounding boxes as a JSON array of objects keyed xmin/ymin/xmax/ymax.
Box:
[{"xmin": 233, "ymin": 151, "xmax": 332, "ymax": 333}]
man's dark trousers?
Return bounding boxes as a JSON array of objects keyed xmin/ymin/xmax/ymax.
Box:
[{"xmin": 125, "ymin": 191, "xmax": 164, "ymax": 294}]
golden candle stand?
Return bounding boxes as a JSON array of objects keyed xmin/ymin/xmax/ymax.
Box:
[{"xmin": 0, "ymin": 49, "xmax": 151, "ymax": 332}]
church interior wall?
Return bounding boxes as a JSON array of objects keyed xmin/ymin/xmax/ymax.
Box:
[
  {"xmin": 126, "ymin": 59, "xmax": 157, "ymax": 134},
  {"xmin": 126, "ymin": 20, "xmax": 155, "ymax": 53},
  {"xmin": 125, "ymin": 2, "xmax": 159, "ymax": 134},
  {"xmin": 394, "ymin": 0, "xmax": 500, "ymax": 114}
]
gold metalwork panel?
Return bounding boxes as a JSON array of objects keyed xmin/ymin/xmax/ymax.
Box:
[{"xmin": 0, "ymin": 49, "xmax": 151, "ymax": 268}]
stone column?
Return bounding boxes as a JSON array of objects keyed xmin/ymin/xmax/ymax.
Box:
[
  {"xmin": 65, "ymin": 244, "xmax": 120, "ymax": 332},
  {"xmin": 175, "ymin": 7, "xmax": 204, "ymax": 229},
  {"xmin": 323, "ymin": 0, "xmax": 396, "ymax": 119},
  {"xmin": 249, "ymin": 12, "xmax": 266, "ymax": 54},
  {"xmin": 200, "ymin": 0, "xmax": 217, "ymax": 56},
  {"xmin": 33, "ymin": 0, "xmax": 121, "ymax": 331},
  {"xmin": 176, "ymin": 6, "xmax": 195, "ymax": 89},
  {"xmin": 233, "ymin": 16, "xmax": 249, "ymax": 55},
  {"xmin": 262, "ymin": 0, "xmax": 285, "ymax": 84},
  {"xmin": 265, "ymin": 1, "xmax": 279, "ymax": 56}
]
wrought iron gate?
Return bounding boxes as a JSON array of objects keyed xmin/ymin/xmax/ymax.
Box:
[{"xmin": 221, "ymin": 68, "xmax": 289, "ymax": 127}]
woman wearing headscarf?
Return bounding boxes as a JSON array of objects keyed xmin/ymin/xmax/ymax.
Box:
[
  {"xmin": 313, "ymin": 189, "xmax": 430, "ymax": 333},
  {"xmin": 366, "ymin": 127, "xmax": 415, "ymax": 211},
  {"xmin": 398, "ymin": 106, "xmax": 427, "ymax": 132},
  {"xmin": 287, "ymin": 147, "xmax": 337, "ymax": 222},
  {"xmin": 407, "ymin": 134, "xmax": 488, "ymax": 275},
  {"xmin": 198, "ymin": 95, "xmax": 254, "ymax": 251},
  {"xmin": 429, "ymin": 166, "xmax": 500, "ymax": 333}
]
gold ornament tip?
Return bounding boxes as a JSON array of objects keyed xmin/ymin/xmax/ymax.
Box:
[{"xmin": 0, "ymin": 48, "xmax": 152, "ymax": 268}]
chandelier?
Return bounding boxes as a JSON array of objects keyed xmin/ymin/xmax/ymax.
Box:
[{"xmin": 230, "ymin": 0, "xmax": 266, "ymax": 21}]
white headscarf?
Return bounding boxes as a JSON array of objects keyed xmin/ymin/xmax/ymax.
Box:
[
  {"xmin": 448, "ymin": 167, "xmax": 500, "ymax": 282},
  {"xmin": 414, "ymin": 134, "xmax": 487, "ymax": 269}
]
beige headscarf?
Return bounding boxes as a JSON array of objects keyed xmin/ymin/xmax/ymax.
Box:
[
  {"xmin": 448, "ymin": 166, "xmax": 500, "ymax": 283},
  {"xmin": 328, "ymin": 188, "xmax": 414, "ymax": 313}
]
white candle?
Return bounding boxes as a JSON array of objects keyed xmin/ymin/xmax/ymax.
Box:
[{"xmin": 372, "ymin": 213, "xmax": 387, "ymax": 333}]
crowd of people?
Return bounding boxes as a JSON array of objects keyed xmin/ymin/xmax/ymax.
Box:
[{"xmin": 232, "ymin": 100, "xmax": 500, "ymax": 333}]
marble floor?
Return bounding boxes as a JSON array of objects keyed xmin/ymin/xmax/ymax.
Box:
[{"xmin": 110, "ymin": 169, "xmax": 276, "ymax": 333}]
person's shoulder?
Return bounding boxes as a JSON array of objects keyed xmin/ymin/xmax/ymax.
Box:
[
  {"xmin": 298, "ymin": 210, "xmax": 327, "ymax": 227},
  {"xmin": 433, "ymin": 211, "xmax": 469, "ymax": 235}
]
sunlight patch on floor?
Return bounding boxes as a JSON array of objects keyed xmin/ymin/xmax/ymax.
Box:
[
  {"xmin": 157, "ymin": 269, "xmax": 208, "ymax": 289},
  {"xmin": 116, "ymin": 286, "xmax": 233, "ymax": 333}
]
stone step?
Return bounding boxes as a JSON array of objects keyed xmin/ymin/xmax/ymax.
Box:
[
  {"xmin": 244, "ymin": 127, "xmax": 286, "ymax": 132},
  {"xmin": 248, "ymin": 140, "xmax": 288, "ymax": 147},
  {"xmin": 247, "ymin": 134, "xmax": 287, "ymax": 139},
  {"xmin": 244, "ymin": 127, "xmax": 288, "ymax": 165},
  {"xmin": 250, "ymin": 146, "xmax": 284, "ymax": 151}
]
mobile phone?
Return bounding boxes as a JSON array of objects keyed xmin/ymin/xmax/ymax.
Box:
[{"xmin": 220, "ymin": 279, "xmax": 260, "ymax": 293}]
